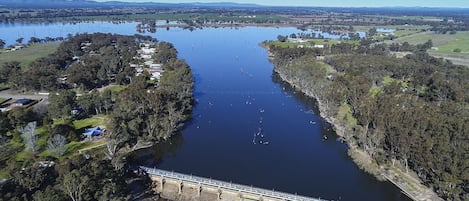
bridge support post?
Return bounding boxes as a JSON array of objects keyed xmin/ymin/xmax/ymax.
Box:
[
  {"xmin": 160, "ymin": 177, "xmax": 165, "ymax": 193},
  {"xmin": 237, "ymin": 192, "xmax": 243, "ymax": 201},
  {"xmin": 178, "ymin": 181, "xmax": 183, "ymax": 195},
  {"xmin": 217, "ymin": 188, "xmax": 222, "ymax": 200}
]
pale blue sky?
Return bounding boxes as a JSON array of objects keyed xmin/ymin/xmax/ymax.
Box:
[{"xmin": 95, "ymin": 0, "xmax": 469, "ymax": 8}]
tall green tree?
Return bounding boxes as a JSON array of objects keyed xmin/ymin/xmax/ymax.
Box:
[{"xmin": 48, "ymin": 90, "xmax": 76, "ymax": 120}]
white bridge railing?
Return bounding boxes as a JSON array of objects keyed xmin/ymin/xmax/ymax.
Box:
[{"xmin": 140, "ymin": 166, "xmax": 327, "ymax": 201}]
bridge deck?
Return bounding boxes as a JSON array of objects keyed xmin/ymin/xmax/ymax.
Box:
[{"xmin": 140, "ymin": 166, "xmax": 327, "ymax": 201}]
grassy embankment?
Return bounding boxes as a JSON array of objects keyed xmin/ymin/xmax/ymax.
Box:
[{"xmin": 0, "ymin": 43, "xmax": 60, "ymax": 69}]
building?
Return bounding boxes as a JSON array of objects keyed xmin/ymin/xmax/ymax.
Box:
[
  {"xmin": 12, "ymin": 99, "xmax": 34, "ymax": 107},
  {"xmin": 83, "ymin": 127, "xmax": 104, "ymax": 136}
]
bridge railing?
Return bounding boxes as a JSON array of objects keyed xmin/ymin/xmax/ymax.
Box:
[{"xmin": 140, "ymin": 166, "xmax": 326, "ymax": 201}]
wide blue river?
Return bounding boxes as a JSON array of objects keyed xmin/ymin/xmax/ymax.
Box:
[{"xmin": 1, "ymin": 22, "xmax": 410, "ymax": 201}]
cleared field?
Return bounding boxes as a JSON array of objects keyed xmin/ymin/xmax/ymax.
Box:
[
  {"xmin": 354, "ymin": 25, "xmax": 430, "ymax": 32},
  {"xmin": 393, "ymin": 31, "xmax": 469, "ymax": 66},
  {"xmin": 0, "ymin": 43, "xmax": 60, "ymax": 68},
  {"xmin": 394, "ymin": 31, "xmax": 469, "ymax": 52}
]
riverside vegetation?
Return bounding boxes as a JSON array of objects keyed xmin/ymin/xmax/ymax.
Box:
[
  {"xmin": 266, "ymin": 36, "xmax": 468, "ymax": 200},
  {"xmin": 0, "ymin": 33, "xmax": 193, "ymax": 200}
]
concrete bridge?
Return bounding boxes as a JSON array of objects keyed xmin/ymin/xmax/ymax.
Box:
[{"xmin": 139, "ymin": 166, "xmax": 328, "ymax": 201}]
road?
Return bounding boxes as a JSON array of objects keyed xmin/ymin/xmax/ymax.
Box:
[{"xmin": 0, "ymin": 90, "xmax": 49, "ymax": 100}]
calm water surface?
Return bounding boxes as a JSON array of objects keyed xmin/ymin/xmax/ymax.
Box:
[{"xmin": 1, "ymin": 22, "xmax": 410, "ymax": 201}]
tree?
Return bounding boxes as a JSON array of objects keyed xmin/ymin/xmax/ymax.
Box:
[
  {"xmin": 153, "ymin": 42, "xmax": 178, "ymax": 64},
  {"xmin": 28, "ymin": 37, "xmax": 41, "ymax": 44},
  {"xmin": 33, "ymin": 186, "xmax": 67, "ymax": 201},
  {"xmin": 47, "ymin": 134, "xmax": 67, "ymax": 157},
  {"xmin": 16, "ymin": 164, "xmax": 56, "ymax": 192},
  {"xmin": 19, "ymin": 121, "xmax": 38, "ymax": 153},
  {"xmin": 277, "ymin": 35, "xmax": 287, "ymax": 42},
  {"xmin": 0, "ymin": 62, "xmax": 22, "ymax": 88},
  {"xmin": 16, "ymin": 37, "xmax": 24, "ymax": 44},
  {"xmin": 62, "ymin": 170, "xmax": 88, "ymax": 201},
  {"xmin": 48, "ymin": 90, "xmax": 76, "ymax": 120},
  {"xmin": 368, "ymin": 27, "xmax": 377, "ymax": 37},
  {"xmin": 0, "ymin": 39, "xmax": 5, "ymax": 49}
]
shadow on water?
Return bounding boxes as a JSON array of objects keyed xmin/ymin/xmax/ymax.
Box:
[
  {"xmin": 128, "ymin": 133, "xmax": 185, "ymax": 167},
  {"xmin": 271, "ymin": 71, "xmax": 339, "ymax": 143}
]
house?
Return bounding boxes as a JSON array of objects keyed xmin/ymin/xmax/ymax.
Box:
[
  {"xmin": 136, "ymin": 67, "xmax": 144, "ymax": 73},
  {"xmin": 313, "ymin": 44, "xmax": 325, "ymax": 49},
  {"xmin": 316, "ymin": 55, "xmax": 325, "ymax": 60},
  {"xmin": 83, "ymin": 127, "xmax": 104, "ymax": 136},
  {"xmin": 150, "ymin": 72, "xmax": 162, "ymax": 80},
  {"xmin": 149, "ymin": 63, "xmax": 162, "ymax": 69},
  {"xmin": 12, "ymin": 99, "xmax": 33, "ymax": 107}
]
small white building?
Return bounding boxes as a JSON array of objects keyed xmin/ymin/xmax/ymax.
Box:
[
  {"xmin": 313, "ymin": 44, "xmax": 325, "ymax": 49},
  {"xmin": 150, "ymin": 72, "xmax": 162, "ymax": 80},
  {"xmin": 149, "ymin": 63, "xmax": 162, "ymax": 69}
]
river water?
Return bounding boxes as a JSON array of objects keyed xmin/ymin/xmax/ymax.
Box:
[{"xmin": 1, "ymin": 22, "xmax": 410, "ymax": 201}]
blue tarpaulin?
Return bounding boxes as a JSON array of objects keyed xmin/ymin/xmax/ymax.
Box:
[{"xmin": 83, "ymin": 127, "xmax": 103, "ymax": 136}]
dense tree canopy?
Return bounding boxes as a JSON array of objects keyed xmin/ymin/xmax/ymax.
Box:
[
  {"xmin": 269, "ymin": 39, "xmax": 468, "ymax": 200},
  {"xmin": 0, "ymin": 33, "xmax": 193, "ymax": 201}
]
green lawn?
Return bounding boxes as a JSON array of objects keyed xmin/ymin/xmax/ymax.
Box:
[
  {"xmin": 0, "ymin": 98, "xmax": 6, "ymax": 103},
  {"xmin": 73, "ymin": 115, "xmax": 108, "ymax": 130},
  {"xmin": 54, "ymin": 115, "xmax": 108, "ymax": 130},
  {"xmin": 107, "ymin": 85, "xmax": 128, "ymax": 93},
  {"xmin": 63, "ymin": 140, "xmax": 106, "ymax": 158},
  {"xmin": 395, "ymin": 31, "xmax": 469, "ymax": 53},
  {"xmin": 0, "ymin": 43, "xmax": 60, "ymax": 69}
]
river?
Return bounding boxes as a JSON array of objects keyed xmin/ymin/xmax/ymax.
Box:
[{"xmin": 1, "ymin": 22, "xmax": 411, "ymax": 201}]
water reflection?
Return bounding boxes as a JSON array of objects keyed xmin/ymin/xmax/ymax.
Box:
[{"xmin": 128, "ymin": 132, "xmax": 185, "ymax": 167}]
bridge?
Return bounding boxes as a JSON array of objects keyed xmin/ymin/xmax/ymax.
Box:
[{"xmin": 140, "ymin": 166, "xmax": 328, "ymax": 201}]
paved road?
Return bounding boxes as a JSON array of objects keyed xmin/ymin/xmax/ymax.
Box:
[{"xmin": 0, "ymin": 90, "xmax": 49, "ymax": 100}]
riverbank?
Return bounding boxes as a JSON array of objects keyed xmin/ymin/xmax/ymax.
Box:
[{"xmin": 264, "ymin": 46, "xmax": 442, "ymax": 201}]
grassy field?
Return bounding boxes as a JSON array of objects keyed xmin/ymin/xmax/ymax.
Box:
[
  {"xmin": 354, "ymin": 25, "xmax": 431, "ymax": 32},
  {"xmin": 73, "ymin": 115, "xmax": 108, "ymax": 130},
  {"xmin": 266, "ymin": 39, "xmax": 358, "ymax": 48},
  {"xmin": 54, "ymin": 115, "xmax": 108, "ymax": 129},
  {"xmin": 393, "ymin": 31, "xmax": 469, "ymax": 66},
  {"xmin": 62, "ymin": 13, "xmax": 290, "ymax": 23},
  {"xmin": 0, "ymin": 43, "xmax": 60, "ymax": 69},
  {"xmin": 394, "ymin": 31, "xmax": 469, "ymax": 53}
]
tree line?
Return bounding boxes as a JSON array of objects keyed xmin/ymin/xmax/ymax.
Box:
[
  {"xmin": 268, "ymin": 38, "xmax": 468, "ymax": 200},
  {"xmin": 0, "ymin": 33, "xmax": 194, "ymax": 200}
]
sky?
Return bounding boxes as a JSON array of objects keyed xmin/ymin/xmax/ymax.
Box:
[{"xmin": 94, "ymin": 0, "xmax": 469, "ymax": 8}]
